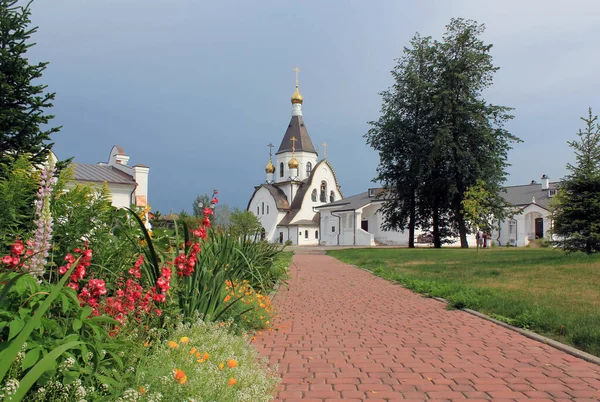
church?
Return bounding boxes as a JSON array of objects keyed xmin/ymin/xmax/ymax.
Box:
[{"xmin": 247, "ymin": 74, "xmax": 343, "ymax": 245}]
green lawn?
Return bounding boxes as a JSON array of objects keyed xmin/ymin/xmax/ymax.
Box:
[{"xmin": 328, "ymin": 247, "xmax": 600, "ymax": 357}]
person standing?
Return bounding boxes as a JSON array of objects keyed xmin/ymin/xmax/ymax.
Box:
[{"xmin": 476, "ymin": 229, "xmax": 484, "ymax": 249}]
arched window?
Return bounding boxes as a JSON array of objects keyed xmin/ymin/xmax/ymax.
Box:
[
  {"xmin": 330, "ymin": 191, "xmax": 335, "ymax": 202},
  {"xmin": 279, "ymin": 162, "xmax": 284, "ymax": 178},
  {"xmin": 256, "ymin": 206, "xmax": 259, "ymax": 215},
  {"xmin": 315, "ymin": 230, "xmax": 319, "ymax": 239},
  {"xmin": 311, "ymin": 189, "xmax": 317, "ymax": 202},
  {"xmin": 304, "ymin": 230, "xmax": 308, "ymax": 239},
  {"xmin": 267, "ymin": 205, "xmax": 269, "ymax": 214},
  {"xmin": 306, "ymin": 162, "xmax": 312, "ymax": 177},
  {"xmin": 261, "ymin": 202, "xmax": 264, "ymax": 215},
  {"xmin": 320, "ymin": 181, "xmax": 327, "ymax": 202}
]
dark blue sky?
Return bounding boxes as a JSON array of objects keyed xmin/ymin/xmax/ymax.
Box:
[{"xmin": 28, "ymin": 0, "xmax": 600, "ymax": 213}]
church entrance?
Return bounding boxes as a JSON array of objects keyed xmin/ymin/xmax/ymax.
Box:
[
  {"xmin": 361, "ymin": 220, "xmax": 369, "ymax": 232},
  {"xmin": 279, "ymin": 232, "xmax": 283, "ymax": 244}
]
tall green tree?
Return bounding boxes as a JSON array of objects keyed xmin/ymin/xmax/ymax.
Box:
[
  {"xmin": 0, "ymin": 0, "xmax": 61, "ymax": 178},
  {"xmin": 433, "ymin": 18, "xmax": 518, "ymax": 247},
  {"xmin": 368, "ymin": 18, "xmax": 519, "ymax": 248},
  {"xmin": 366, "ymin": 33, "xmax": 437, "ymax": 248},
  {"xmin": 552, "ymin": 108, "xmax": 600, "ymax": 253}
]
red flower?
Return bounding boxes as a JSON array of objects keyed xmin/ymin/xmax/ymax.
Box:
[
  {"xmin": 2, "ymin": 255, "xmax": 13, "ymax": 265},
  {"xmin": 211, "ymin": 197, "xmax": 219, "ymax": 205},
  {"xmin": 192, "ymin": 227, "xmax": 207, "ymax": 239},
  {"xmin": 202, "ymin": 217, "xmax": 211, "ymax": 228},
  {"xmin": 203, "ymin": 207, "xmax": 214, "ymax": 216},
  {"xmin": 11, "ymin": 241, "xmax": 24, "ymax": 256}
]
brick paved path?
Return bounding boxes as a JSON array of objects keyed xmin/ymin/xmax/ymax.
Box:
[{"xmin": 252, "ymin": 254, "xmax": 600, "ymax": 401}]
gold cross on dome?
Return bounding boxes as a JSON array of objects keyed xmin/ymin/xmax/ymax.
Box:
[
  {"xmin": 293, "ymin": 67, "xmax": 300, "ymax": 87},
  {"xmin": 290, "ymin": 136, "xmax": 297, "ymax": 153},
  {"xmin": 322, "ymin": 142, "xmax": 328, "ymax": 159},
  {"xmin": 267, "ymin": 143, "xmax": 274, "ymax": 158}
]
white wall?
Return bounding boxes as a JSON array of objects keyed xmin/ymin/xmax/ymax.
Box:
[
  {"xmin": 291, "ymin": 163, "xmax": 343, "ymax": 224},
  {"xmin": 274, "ymin": 151, "xmax": 318, "ymax": 183},
  {"xmin": 248, "ymin": 187, "xmax": 282, "ymax": 242},
  {"xmin": 495, "ymin": 204, "xmax": 551, "ymax": 247}
]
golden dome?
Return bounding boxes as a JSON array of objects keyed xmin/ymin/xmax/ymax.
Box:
[
  {"xmin": 265, "ymin": 159, "xmax": 275, "ymax": 174},
  {"xmin": 288, "ymin": 156, "xmax": 299, "ymax": 169},
  {"xmin": 291, "ymin": 86, "xmax": 303, "ymax": 104}
]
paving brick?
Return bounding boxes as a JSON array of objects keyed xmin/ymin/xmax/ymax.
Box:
[{"xmin": 252, "ymin": 253, "xmax": 600, "ymax": 401}]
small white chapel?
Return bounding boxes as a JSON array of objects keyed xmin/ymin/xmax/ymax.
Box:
[{"xmin": 247, "ymin": 71, "xmax": 343, "ymax": 245}]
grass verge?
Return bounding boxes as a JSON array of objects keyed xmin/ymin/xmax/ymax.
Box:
[{"xmin": 328, "ymin": 247, "xmax": 600, "ymax": 357}]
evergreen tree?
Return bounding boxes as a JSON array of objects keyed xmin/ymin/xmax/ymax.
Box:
[
  {"xmin": 552, "ymin": 108, "xmax": 600, "ymax": 253},
  {"xmin": 433, "ymin": 18, "xmax": 518, "ymax": 247},
  {"xmin": 0, "ymin": 0, "xmax": 60, "ymax": 178},
  {"xmin": 368, "ymin": 18, "xmax": 519, "ymax": 248},
  {"xmin": 366, "ymin": 34, "xmax": 437, "ymax": 247}
]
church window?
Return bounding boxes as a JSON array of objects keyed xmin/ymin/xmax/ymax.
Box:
[
  {"xmin": 329, "ymin": 191, "xmax": 335, "ymax": 202},
  {"xmin": 267, "ymin": 205, "xmax": 269, "ymax": 214},
  {"xmin": 315, "ymin": 230, "xmax": 319, "ymax": 239},
  {"xmin": 331, "ymin": 226, "xmax": 335, "ymax": 233},
  {"xmin": 304, "ymin": 230, "xmax": 308, "ymax": 239},
  {"xmin": 261, "ymin": 202, "xmax": 264, "ymax": 215},
  {"xmin": 257, "ymin": 206, "xmax": 259, "ymax": 215},
  {"xmin": 311, "ymin": 189, "xmax": 317, "ymax": 202},
  {"xmin": 320, "ymin": 181, "xmax": 327, "ymax": 202},
  {"xmin": 279, "ymin": 162, "xmax": 284, "ymax": 178},
  {"xmin": 306, "ymin": 162, "xmax": 312, "ymax": 177}
]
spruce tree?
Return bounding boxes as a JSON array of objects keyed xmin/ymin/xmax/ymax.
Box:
[
  {"xmin": 552, "ymin": 108, "xmax": 600, "ymax": 253},
  {"xmin": 0, "ymin": 0, "xmax": 60, "ymax": 178}
]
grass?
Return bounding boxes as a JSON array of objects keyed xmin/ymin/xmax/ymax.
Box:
[{"xmin": 327, "ymin": 247, "xmax": 600, "ymax": 357}]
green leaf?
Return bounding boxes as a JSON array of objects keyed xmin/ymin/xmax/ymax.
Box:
[
  {"xmin": 11, "ymin": 341, "xmax": 83, "ymax": 402},
  {"xmin": 62, "ymin": 370, "xmax": 80, "ymax": 384},
  {"xmin": 80, "ymin": 305, "xmax": 93, "ymax": 319},
  {"xmin": 21, "ymin": 347, "xmax": 40, "ymax": 371},
  {"xmin": 8, "ymin": 318, "xmax": 24, "ymax": 340},
  {"xmin": 72, "ymin": 319, "xmax": 82, "ymax": 331}
]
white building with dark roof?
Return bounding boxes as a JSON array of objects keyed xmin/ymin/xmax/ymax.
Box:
[
  {"xmin": 494, "ymin": 175, "xmax": 558, "ymax": 247},
  {"xmin": 247, "ymin": 76, "xmax": 343, "ymax": 245},
  {"xmin": 72, "ymin": 145, "xmax": 149, "ymax": 209}
]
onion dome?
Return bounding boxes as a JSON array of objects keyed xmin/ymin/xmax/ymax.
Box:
[
  {"xmin": 288, "ymin": 156, "xmax": 299, "ymax": 169},
  {"xmin": 291, "ymin": 86, "xmax": 303, "ymax": 104},
  {"xmin": 265, "ymin": 159, "xmax": 275, "ymax": 174}
]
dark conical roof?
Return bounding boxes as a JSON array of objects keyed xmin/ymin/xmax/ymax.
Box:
[{"xmin": 276, "ymin": 116, "xmax": 317, "ymax": 155}]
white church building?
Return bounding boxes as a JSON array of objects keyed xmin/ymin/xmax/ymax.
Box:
[
  {"xmin": 247, "ymin": 76, "xmax": 555, "ymax": 248},
  {"xmin": 247, "ymin": 79, "xmax": 343, "ymax": 245}
]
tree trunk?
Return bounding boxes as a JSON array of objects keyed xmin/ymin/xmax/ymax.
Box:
[
  {"xmin": 408, "ymin": 192, "xmax": 416, "ymax": 248},
  {"xmin": 456, "ymin": 207, "xmax": 468, "ymax": 248},
  {"xmin": 432, "ymin": 206, "xmax": 442, "ymax": 248}
]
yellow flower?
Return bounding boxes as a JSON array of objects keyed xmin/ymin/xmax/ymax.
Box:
[
  {"xmin": 174, "ymin": 368, "xmax": 187, "ymax": 384},
  {"xmin": 168, "ymin": 341, "xmax": 179, "ymax": 349},
  {"xmin": 189, "ymin": 347, "xmax": 197, "ymax": 355},
  {"xmin": 227, "ymin": 378, "xmax": 237, "ymax": 386},
  {"xmin": 203, "ymin": 352, "xmax": 210, "ymax": 360},
  {"xmin": 218, "ymin": 363, "xmax": 225, "ymax": 370},
  {"xmin": 227, "ymin": 359, "xmax": 238, "ymax": 368},
  {"xmin": 180, "ymin": 336, "xmax": 189, "ymax": 344}
]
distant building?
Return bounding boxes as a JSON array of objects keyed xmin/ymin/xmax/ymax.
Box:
[
  {"xmin": 72, "ymin": 145, "xmax": 149, "ymax": 209},
  {"xmin": 495, "ymin": 175, "xmax": 558, "ymax": 247}
]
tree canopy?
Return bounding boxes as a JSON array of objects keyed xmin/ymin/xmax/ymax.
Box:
[
  {"xmin": 0, "ymin": 0, "xmax": 61, "ymax": 178},
  {"xmin": 366, "ymin": 18, "xmax": 520, "ymax": 248}
]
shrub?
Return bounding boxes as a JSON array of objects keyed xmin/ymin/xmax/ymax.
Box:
[{"xmin": 123, "ymin": 319, "xmax": 279, "ymax": 402}]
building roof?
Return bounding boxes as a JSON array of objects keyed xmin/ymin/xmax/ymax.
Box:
[
  {"xmin": 501, "ymin": 181, "xmax": 559, "ymax": 210},
  {"xmin": 246, "ymin": 184, "xmax": 290, "ymax": 211},
  {"xmin": 73, "ymin": 164, "xmax": 136, "ymax": 185},
  {"xmin": 278, "ymin": 212, "xmax": 320, "ymax": 226},
  {"xmin": 314, "ymin": 190, "xmax": 384, "ymax": 212},
  {"xmin": 276, "ymin": 116, "xmax": 317, "ymax": 155}
]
